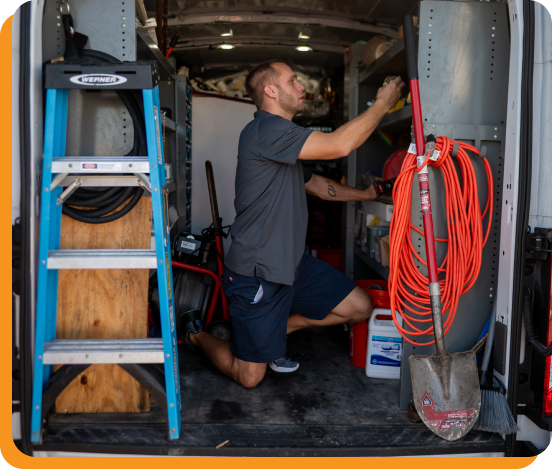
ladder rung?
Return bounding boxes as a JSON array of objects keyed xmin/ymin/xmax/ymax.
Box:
[
  {"xmin": 47, "ymin": 249, "xmax": 158, "ymax": 269},
  {"xmin": 60, "ymin": 175, "xmax": 143, "ymax": 187},
  {"xmin": 51, "ymin": 157, "xmax": 150, "ymax": 174},
  {"xmin": 43, "ymin": 339, "xmax": 165, "ymax": 364}
]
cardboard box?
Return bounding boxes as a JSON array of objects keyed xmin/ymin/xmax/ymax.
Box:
[{"xmin": 374, "ymin": 235, "xmax": 390, "ymax": 267}]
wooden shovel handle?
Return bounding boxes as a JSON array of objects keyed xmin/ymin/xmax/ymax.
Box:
[{"xmin": 205, "ymin": 160, "xmax": 221, "ymax": 231}]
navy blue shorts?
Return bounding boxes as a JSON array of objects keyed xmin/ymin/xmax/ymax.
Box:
[{"xmin": 221, "ymin": 249, "xmax": 357, "ymax": 363}]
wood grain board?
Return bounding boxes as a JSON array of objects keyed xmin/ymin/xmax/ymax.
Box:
[{"xmin": 55, "ymin": 196, "xmax": 152, "ymax": 413}]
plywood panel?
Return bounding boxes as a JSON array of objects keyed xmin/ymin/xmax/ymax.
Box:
[{"xmin": 55, "ymin": 196, "xmax": 152, "ymax": 413}]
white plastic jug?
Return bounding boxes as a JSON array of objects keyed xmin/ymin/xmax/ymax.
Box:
[{"xmin": 365, "ymin": 308, "xmax": 403, "ymax": 379}]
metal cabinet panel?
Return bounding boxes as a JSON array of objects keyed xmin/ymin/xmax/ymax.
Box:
[{"xmin": 68, "ymin": 0, "xmax": 135, "ymax": 61}]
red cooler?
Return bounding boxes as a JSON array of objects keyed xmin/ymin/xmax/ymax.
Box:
[{"xmin": 350, "ymin": 280, "xmax": 390, "ymax": 368}]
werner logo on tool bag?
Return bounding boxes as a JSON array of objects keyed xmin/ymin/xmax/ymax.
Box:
[{"xmin": 69, "ymin": 74, "xmax": 128, "ymax": 86}]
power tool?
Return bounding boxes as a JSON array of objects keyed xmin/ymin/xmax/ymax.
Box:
[{"xmin": 373, "ymin": 177, "xmax": 396, "ymax": 198}]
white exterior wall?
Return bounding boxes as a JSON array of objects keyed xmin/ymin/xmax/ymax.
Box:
[{"xmin": 529, "ymin": 2, "xmax": 552, "ymax": 229}]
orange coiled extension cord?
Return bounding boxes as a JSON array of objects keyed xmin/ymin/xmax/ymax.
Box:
[{"xmin": 389, "ymin": 136, "xmax": 493, "ymax": 346}]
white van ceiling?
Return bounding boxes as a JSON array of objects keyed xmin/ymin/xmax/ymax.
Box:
[{"xmin": 143, "ymin": 0, "xmax": 419, "ymax": 71}]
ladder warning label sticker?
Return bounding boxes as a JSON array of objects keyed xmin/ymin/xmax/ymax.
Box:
[
  {"xmin": 166, "ymin": 253, "xmax": 172, "ymax": 299},
  {"xmin": 81, "ymin": 163, "xmax": 122, "ymax": 171},
  {"xmin": 154, "ymin": 106, "xmax": 163, "ymax": 165},
  {"xmin": 173, "ymin": 344, "xmax": 179, "ymax": 396},
  {"xmin": 169, "ymin": 299, "xmax": 174, "ymax": 333}
]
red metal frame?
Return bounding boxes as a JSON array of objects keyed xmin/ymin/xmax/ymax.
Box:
[
  {"xmin": 171, "ymin": 259, "xmax": 229, "ymax": 327},
  {"xmin": 148, "ymin": 255, "xmax": 230, "ymax": 344}
]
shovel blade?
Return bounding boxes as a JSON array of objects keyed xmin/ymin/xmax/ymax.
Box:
[{"xmin": 409, "ymin": 351, "xmax": 480, "ymax": 441}]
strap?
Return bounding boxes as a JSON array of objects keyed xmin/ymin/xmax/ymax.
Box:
[{"xmin": 61, "ymin": 13, "xmax": 89, "ymax": 61}]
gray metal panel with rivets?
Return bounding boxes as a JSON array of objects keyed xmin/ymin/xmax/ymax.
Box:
[{"xmin": 398, "ymin": 0, "xmax": 509, "ymax": 410}]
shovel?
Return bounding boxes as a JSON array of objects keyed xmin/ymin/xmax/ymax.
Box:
[{"xmin": 402, "ymin": 14, "xmax": 481, "ymax": 441}]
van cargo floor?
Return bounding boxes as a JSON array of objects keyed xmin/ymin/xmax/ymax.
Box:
[{"xmin": 37, "ymin": 328, "xmax": 504, "ymax": 456}]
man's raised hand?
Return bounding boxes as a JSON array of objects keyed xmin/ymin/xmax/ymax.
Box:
[{"xmin": 375, "ymin": 76, "xmax": 405, "ymax": 112}]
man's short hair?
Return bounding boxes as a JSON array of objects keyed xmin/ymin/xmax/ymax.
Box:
[{"xmin": 245, "ymin": 59, "xmax": 289, "ymax": 108}]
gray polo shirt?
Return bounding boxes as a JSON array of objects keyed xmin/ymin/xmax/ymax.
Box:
[{"xmin": 225, "ymin": 110, "xmax": 314, "ymax": 286}]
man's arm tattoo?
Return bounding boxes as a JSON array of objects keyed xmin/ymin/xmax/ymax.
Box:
[{"xmin": 326, "ymin": 180, "xmax": 337, "ymax": 197}]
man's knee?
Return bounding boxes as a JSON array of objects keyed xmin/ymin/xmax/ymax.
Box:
[
  {"xmin": 352, "ymin": 288, "xmax": 373, "ymax": 322},
  {"xmin": 239, "ymin": 374, "xmax": 264, "ymax": 389},
  {"xmin": 235, "ymin": 362, "xmax": 267, "ymax": 388}
]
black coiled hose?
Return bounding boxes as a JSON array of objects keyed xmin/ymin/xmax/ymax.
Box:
[
  {"xmin": 62, "ymin": 49, "xmax": 145, "ymax": 224},
  {"xmin": 523, "ymin": 288, "xmax": 552, "ymax": 357}
]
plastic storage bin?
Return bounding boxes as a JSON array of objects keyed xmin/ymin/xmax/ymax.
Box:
[{"xmin": 365, "ymin": 308, "xmax": 403, "ymax": 379}]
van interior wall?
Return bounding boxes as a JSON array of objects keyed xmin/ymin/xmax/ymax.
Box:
[{"xmin": 190, "ymin": 95, "xmax": 255, "ymax": 254}]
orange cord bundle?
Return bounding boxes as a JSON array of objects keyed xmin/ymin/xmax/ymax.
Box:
[{"xmin": 389, "ymin": 136, "xmax": 493, "ymax": 346}]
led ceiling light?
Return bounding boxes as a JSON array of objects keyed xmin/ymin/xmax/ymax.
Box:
[
  {"xmin": 298, "ymin": 32, "xmax": 310, "ymax": 39},
  {"xmin": 296, "ymin": 46, "xmax": 313, "ymax": 52},
  {"xmin": 218, "ymin": 44, "xmax": 235, "ymax": 49},
  {"xmin": 221, "ymin": 29, "xmax": 233, "ymax": 37}
]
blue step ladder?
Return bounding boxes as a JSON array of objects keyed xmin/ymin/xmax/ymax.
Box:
[{"xmin": 30, "ymin": 62, "xmax": 181, "ymax": 443}]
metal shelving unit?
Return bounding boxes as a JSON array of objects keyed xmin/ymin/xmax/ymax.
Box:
[
  {"xmin": 358, "ymin": 38, "xmax": 405, "ymax": 86},
  {"xmin": 344, "ymin": 42, "xmax": 413, "ymax": 283},
  {"xmin": 163, "ymin": 116, "xmax": 176, "ymax": 132},
  {"xmin": 377, "ymin": 106, "xmax": 412, "ymax": 130},
  {"xmin": 136, "ymin": 26, "xmax": 175, "ymax": 80},
  {"xmin": 135, "ymin": 26, "xmax": 192, "ymax": 233},
  {"xmin": 354, "ymin": 247, "xmax": 389, "ymax": 280}
]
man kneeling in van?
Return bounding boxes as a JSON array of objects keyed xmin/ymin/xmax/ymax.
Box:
[{"xmin": 182, "ymin": 60, "xmax": 404, "ymax": 388}]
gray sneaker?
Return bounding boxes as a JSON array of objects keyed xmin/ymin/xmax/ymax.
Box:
[{"xmin": 269, "ymin": 355, "xmax": 299, "ymax": 373}]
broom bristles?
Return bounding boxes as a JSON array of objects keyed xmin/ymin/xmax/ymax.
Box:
[{"xmin": 474, "ymin": 389, "xmax": 519, "ymax": 434}]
